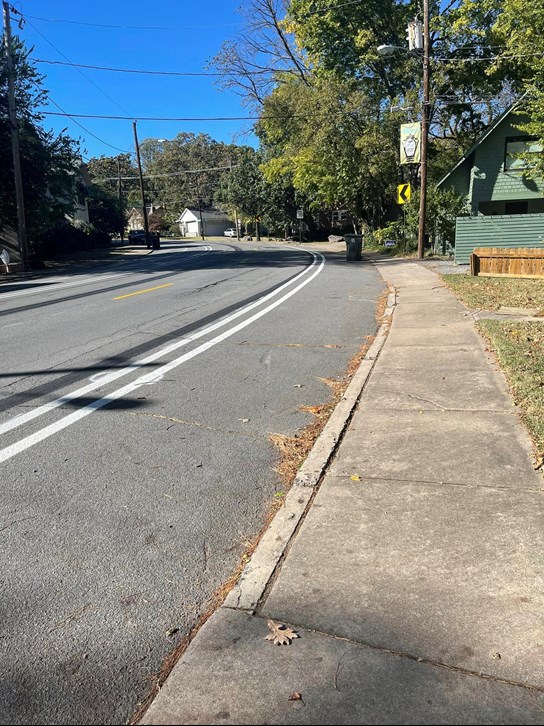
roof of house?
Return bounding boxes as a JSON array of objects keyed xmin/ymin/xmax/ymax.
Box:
[
  {"xmin": 437, "ymin": 95, "xmax": 527, "ymax": 188},
  {"xmin": 176, "ymin": 207, "xmax": 230, "ymax": 222}
]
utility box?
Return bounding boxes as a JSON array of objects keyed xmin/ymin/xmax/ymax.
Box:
[{"xmin": 345, "ymin": 233, "xmax": 363, "ymax": 261}]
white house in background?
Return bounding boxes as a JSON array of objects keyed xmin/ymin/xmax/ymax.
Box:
[{"xmin": 176, "ymin": 208, "xmax": 232, "ymax": 238}]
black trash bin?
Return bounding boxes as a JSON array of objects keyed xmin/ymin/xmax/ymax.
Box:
[
  {"xmin": 345, "ymin": 233, "xmax": 363, "ymax": 261},
  {"xmin": 147, "ymin": 232, "xmax": 160, "ymax": 250}
]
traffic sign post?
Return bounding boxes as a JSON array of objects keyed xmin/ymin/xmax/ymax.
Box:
[{"xmin": 297, "ymin": 209, "xmax": 304, "ymax": 242}]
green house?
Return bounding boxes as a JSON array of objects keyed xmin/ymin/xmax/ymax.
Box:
[{"xmin": 437, "ymin": 102, "xmax": 544, "ymax": 263}]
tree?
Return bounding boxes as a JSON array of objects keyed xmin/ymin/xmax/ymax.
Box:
[
  {"xmin": 86, "ymin": 153, "xmax": 140, "ymax": 210},
  {"xmin": 216, "ymin": 149, "xmax": 268, "ymax": 239},
  {"xmin": 86, "ymin": 185, "xmax": 125, "ymax": 237},
  {"xmin": 492, "ymin": 0, "xmax": 544, "ymax": 176},
  {"xmin": 259, "ymin": 75, "xmax": 400, "ymax": 230},
  {"xmin": 209, "ymin": 0, "xmax": 311, "ymax": 108},
  {"xmin": 0, "ymin": 34, "xmax": 81, "ymax": 248},
  {"xmin": 138, "ymin": 133, "xmax": 244, "ymax": 217}
]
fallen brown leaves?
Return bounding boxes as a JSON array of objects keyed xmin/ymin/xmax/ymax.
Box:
[
  {"xmin": 269, "ymin": 286, "xmax": 391, "ymax": 496},
  {"xmin": 265, "ymin": 619, "xmax": 299, "ymax": 645}
]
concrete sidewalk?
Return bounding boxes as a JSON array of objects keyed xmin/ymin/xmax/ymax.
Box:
[{"xmin": 140, "ymin": 260, "xmax": 544, "ymax": 725}]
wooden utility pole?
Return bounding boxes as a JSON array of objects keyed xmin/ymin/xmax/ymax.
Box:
[
  {"xmin": 117, "ymin": 156, "xmax": 124, "ymax": 242},
  {"xmin": 132, "ymin": 121, "xmax": 150, "ymax": 248},
  {"xmin": 417, "ymin": 0, "xmax": 430, "ymax": 260},
  {"xmin": 3, "ymin": 1, "xmax": 29, "ymax": 270},
  {"xmin": 196, "ymin": 177, "xmax": 205, "ymax": 240},
  {"xmin": 229, "ymin": 159, "xmax": 240, "ymax": 241}
]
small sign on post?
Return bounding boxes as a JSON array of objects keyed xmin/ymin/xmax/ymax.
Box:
[
  {"xmin": 296, "ymin": 209, "xmax": 304, "ymax": 219},
  {"xmin": 397, "ymin": 183, "xmax": 411, "ymax": 205}
]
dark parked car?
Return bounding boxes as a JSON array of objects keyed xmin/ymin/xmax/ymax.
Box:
[
  {"xmin": 128, "ymin": 229, "xmax": 145, "ymax": 243},
  {"xmin": 128, "ymin": 229, "xmax": 160, "ymax": 248}
]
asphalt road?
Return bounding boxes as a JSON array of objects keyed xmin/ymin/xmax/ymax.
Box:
[{"xmin": 0, "ymin": 240, "xmax": 384, "ymax": 725}]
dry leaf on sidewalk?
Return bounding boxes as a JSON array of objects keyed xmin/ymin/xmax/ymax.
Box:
[
  {"xmin": 289, "ymin": 692, "xmax": 303, "ymax": 702},
  {"xmin": 350, "ymin": 474, "xmax": 362, "ymax": 481},
  {"xmin": 265, "ymin": 619, "xmax": 299, "ymax": 645}
]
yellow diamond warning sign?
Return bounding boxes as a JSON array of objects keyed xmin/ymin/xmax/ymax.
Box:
[{"xmin": 397, "ymin": 183, "xmax": 411, "ymax": 205}]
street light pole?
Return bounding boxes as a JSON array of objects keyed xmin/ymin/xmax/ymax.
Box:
[
  {"xmin": 132, "ymin": 121, "xmax": 150, "ymax": 249},
  {"xmin": 417, "ymin": 0, "xmax": 430, "ymax": 259},
  {"xmin": 3, "ymin": 0, "xmax": 29, "ymax": 270}
]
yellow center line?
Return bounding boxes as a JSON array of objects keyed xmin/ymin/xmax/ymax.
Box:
[{"xmin": 113, "ymin": 283, "xmax": 173, "ymax": 300}]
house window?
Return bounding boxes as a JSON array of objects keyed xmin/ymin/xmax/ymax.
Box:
[
  {"xmin": 504, "ymin": 136, "xmax": 543, "ymax": 171},
  {"xmin": 504, "ymin": 200, "xmax": 528, "ymax": 215}
]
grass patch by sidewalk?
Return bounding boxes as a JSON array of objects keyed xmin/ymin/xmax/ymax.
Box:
[
  {"xmin": 443, "ymin": 274, "xmax": 544, "ymax": 312},
  {"xmin": 442, "ymin": 274, "xmax": 544, "ymax": 462},
  {"xmin": 477, "ymin": 320, "xmax": 544, "ymax": 461}
]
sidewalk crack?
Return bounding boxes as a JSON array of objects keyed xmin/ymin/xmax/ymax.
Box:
[
  {"xmin": 349, "ymin": 474, "xmax": 543, "ymax": 494},
  {"xmin": 251, "ymin": 614, "xmax": 544, "ymax": 694}
]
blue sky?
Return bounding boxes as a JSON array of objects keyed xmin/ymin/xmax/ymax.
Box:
[{"xmin": 15, "ymin": 0, "xmax": 258, "ymax": 159}]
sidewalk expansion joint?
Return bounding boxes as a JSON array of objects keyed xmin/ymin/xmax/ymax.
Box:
[
  {"xmin": 248, "ymin": 613, "xmax": 544, "ymax": 695},
  {"xmin": 371, "ymin": 389, "xmax": 515, "ymax": 412},
  {"xmin": 337, "ymin": 473, "xmax": 544, "ymax": 494}
]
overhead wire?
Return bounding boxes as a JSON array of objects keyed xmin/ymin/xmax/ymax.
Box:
[
  {"xmin": 32, "ymin": 58, "xmax": 272, "ymax": 77},
  {"xmin": 21, "ymin": 15, "xmax": 135, "ymax": 118},
  {"xmin": 46, "ymin": 96, "xmax": 131, "ymax": 154},
  {"xmin": 97, "ymin": 164, "xmax": 238, "ymax": 181},
  {"xmin": 15, "ymin": 12, "xmax": 242, "ymax": 31}
]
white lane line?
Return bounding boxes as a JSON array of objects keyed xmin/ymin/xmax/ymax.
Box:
[
  {"xmin": 0, "ymin": 247, "xmax": 212, "ymax": 301},
  {"xmin": 0, "ymin": 253, "xmax": 325, "ymax": 463},
  {"xmin": 0, "ymin": 252, "xmax": 322, "ymax": 438}
]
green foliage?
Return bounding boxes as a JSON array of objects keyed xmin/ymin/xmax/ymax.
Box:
[
  {"xmin": 217, "ymin": 149, "xmax": 267, "ymax": 221},
  {"xmin": 86, "ymin": 185, "xmax": 125, "ymax": 237},
  {"xmin": 0, "ymin": 35, "xmax": 81, "ymax": 246},
  {"xmin": 403, "ymin": 185, "xmax": 468, "ymax": 250},
  {"xmin": 87, "ymin": 153, "xmax": 139, "ymax": 209},
  {"xmin": 259, "ymin": 75, "xmax": 400, "ymax": 229},
  {"xmin": 139, "ymin": 133, "xmax": 244, "ymax": 213},
  {"xmin": 492, "ymin": 0, "xmax": 544, "ymax": 178}
]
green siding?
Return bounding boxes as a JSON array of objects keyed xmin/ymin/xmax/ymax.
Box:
[
  {"xmin": 455, "ymin": 214, "xmax": 544, "ymax": 264},
  {"xmin": 470, "ymin": 117, "xmax": 544, "ymax": 212}
]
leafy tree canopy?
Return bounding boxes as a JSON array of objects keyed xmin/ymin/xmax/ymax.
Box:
[{"xmin": 0, "ymin": 35, "xmax": 81, "ymax": 243}]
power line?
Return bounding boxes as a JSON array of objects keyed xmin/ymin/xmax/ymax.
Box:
[
  {"xmin": 46, "ymin": 96, "xmax": 131, "ymax": 154},
  {"xmin": 22, "ymin": 16, "xmax": 134, "ymax": 118},
  {"xmin": 299, "ymin": 0, "xmax": 366, "ymax": 17},
  {"xmin": 434, "ymin": 52, "xmax": 544, "ymax": 63},
  {"xmin": 41, "ymin": 111, "xmax": 262, "ymax": 122},
  {"xmin": 97, "ymin": 165, "xmax": 238, "ymax": 181},
  {"xmin": 33, "ymin": 58, "xmax": 272, "ymax": 77},
  {"xmin": 11, "ymin": 9, "xmax": 242, "ymax": 31}
]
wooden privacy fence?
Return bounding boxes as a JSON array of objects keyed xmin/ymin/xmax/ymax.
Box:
[{"xmin": 470, "ymin": 247, "xmax": 544, "ymax": 279}]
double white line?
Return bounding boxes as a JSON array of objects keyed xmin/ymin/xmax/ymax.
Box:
[{"xmin": 0, "ymin": 251, "xmax": 325, "ymax": 464}]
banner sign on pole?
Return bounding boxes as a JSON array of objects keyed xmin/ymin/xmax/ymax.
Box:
[{"xmin": 400, "ymin": 122, "xmax": 421, "ymax": 164}]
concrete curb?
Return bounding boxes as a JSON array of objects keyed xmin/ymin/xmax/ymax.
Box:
[{"xmin": 223, "ymin": 286, "xmax": 397, "ymax": 613}]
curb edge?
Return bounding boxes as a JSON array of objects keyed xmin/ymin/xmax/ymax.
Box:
[{"xmin": 223, "ymin": 286, "xmax": 396, "ymax": 613}]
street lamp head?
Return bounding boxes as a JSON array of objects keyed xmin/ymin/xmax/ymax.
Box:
[{"xmin": 377, "ymin": 44, "xmax": 399, "ymax": 56}]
